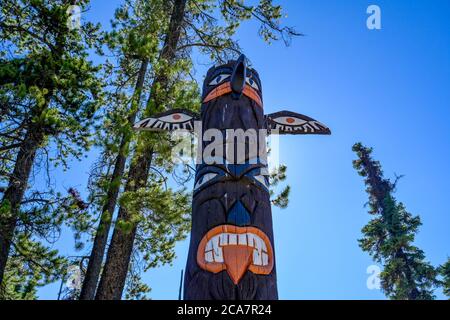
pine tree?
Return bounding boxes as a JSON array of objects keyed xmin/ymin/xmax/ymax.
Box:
[
  {"xmin": 95, "ymin": 0, "xmax": 191, "ymax": 300},
  {"xmin": 94, "ymin": 0, "xmax": 300, "ymax": 300},
  {"xmin": 352, "ymin": 142, "xmax": 438, "ymax": 299},
  {"xmin": 78, "ymin": 0, "xmax": 201, "ymax": 300},
  {"xmin": 269, "ymin": 164, "xmax": 290, "ymax": 209},
  {"xmin": 78, "ymin": 0, "xmax": 168, "ymax": 300},
  {"xmin": 0, "ymin": 236, "xmax": 65, "ymax": 299},
  {"xmin": 439, "ymin": 258, "xmax": 450, "ymax": 298},
  {"xmin": 0, "ymin": 0, "xmax": 104, "ymax": 291},
  {"xmin": 0, "ymin": 185, "xmax": 89, "ymax": 299}
]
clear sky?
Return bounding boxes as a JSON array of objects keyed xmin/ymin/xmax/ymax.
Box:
[{"xmin": 37, "ymin": 0, "xmax": 450, "ymax": 299}]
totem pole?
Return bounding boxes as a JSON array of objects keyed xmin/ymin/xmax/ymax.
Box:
[{"xmin": 134, "ymin": 55, "xmax": 330, "ymax": 299}]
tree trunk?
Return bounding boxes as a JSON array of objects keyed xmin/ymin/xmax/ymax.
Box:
[
  {"xmin": 95, "ymin": 0, "xmax": 187, "ymax": 300},
  {"xmin": 95, "ymin": 148, "xmax": 153, "ymax": 300},
  {"xmin": 79, "ymin": 60, "xmax": 149, "ymax": 300},
  {"xmin": 0, "ymin": 124, "xmax": 44, "ymax": 285}
]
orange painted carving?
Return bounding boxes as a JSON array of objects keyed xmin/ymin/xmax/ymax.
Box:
[
  {"xmin": 203, "ymin": 82, "xmax": 232, "ymax": 104},
  {"xmin": 197, "ymin": 225, "xmax": 274, "ymax": 285},
  {"xmin": 202, "ymin": 82, "xmax": 263, "ymax": 108}
]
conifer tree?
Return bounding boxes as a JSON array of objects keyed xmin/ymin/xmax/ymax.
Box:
[
  {"xmin": 95, "ymin": 0, "xmax": 299, "ymax": 300},
  {"xmin": 0, "ymin": 0, "xmax": 104, "ymax": 292},
  {"xmin": 95, "ymin": 0, "xmax": 192, "ymax": 300},
  {"xmin": 352, "ymin": 143, "xmax": 438, "ymax": 299},
  {"xmin": 79, "ymin": 0, "xmax": 168, "ymax": 300},
  {"xmin": 439, "ymin": 258, "xmax": 450, "ymax": 298}
]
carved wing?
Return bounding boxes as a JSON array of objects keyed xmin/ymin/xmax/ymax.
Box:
[
  {"xmin": 265, "ymin": 111, "xmax": 331, "ymax": 135},
  {"xmin": 133, "ymin": 109, "xmax": 199, "ymax": 132}
]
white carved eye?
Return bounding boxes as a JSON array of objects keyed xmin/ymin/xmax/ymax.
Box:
[
  {"xmin": 194, "ymin": 173, "xmax": 218, "ymax": 190},
  {"xmin": 254, "ymin": 175, "xmax": 269, "ymax": 189},
  {"xmin": 158, "ymin": 113, "xmax": 193, "ymax": 123},
  {"xmin": 271, "ymin": 116, "xmax": 307, "ymax": 126},
  {"xmin": 209, "ymin": 74, "xmax": 231, "ymax": 86},
  {"xmin": 246, "ymin": 76, "xmax": 259, "ymax": 91}
]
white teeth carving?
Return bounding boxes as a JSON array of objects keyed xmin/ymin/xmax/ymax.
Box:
[
  {"xmin": 247, "ymin": 234, "xmax": 255, "ymax": 248},
  {"xmin": 213, "ymin": 245, "xmax": 223, "ymax": 262},
  {"xmin": 238, "ymin": 234, "xmax": 247, "ymax": 245},
  {"xmin": 228, "ymin": 234, "xmax": 237, "ymax": 245},
  {"xmin": 253, "ymin": 248, "xmax": 262, "ymax": 265},
  {"xmin": 205, "ymin": 239, "xmax": 212, "ymax": 251},
  {"xmin": 262, "ymin": 252, "xmax": 268, "ymax": 265},
  {"xmin": 205, "ymin": 251, "xmax": 214, "ymax": 262},
  {"xmin": 219, "ymin": 233, "xmax": 228, "ymax": 246},
  {"xmin": 212, "ymin": 237, "xmax": 220, "ymax": 254},
  {"xmin": 203, "ymin": 232, "xmax": 270, "ymax": 266}
]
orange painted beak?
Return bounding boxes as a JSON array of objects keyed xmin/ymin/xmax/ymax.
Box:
[
  {"xmin": 203, "ymin": 82, "xmax": 232, "ymax": 104},
  {"xmin": 242, "ymin": 85, "xmax": 263, "ymax": 108},
  {"xmin": 203, "ymin": 82, "xmax": 263, "ymax": 108}
]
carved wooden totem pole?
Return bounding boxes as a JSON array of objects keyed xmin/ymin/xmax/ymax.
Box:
[{"xmin": 134, "ymin": 55, "xmax": 330, "ymax": 300}]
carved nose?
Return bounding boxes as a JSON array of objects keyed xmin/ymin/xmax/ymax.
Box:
[
  {"xmin": 227, "ymin": 200, "xmax": 251, "ymax": 226},
  {"xmin": 230, "ymin": 54, "xmax": 247, "ymax": 100}
]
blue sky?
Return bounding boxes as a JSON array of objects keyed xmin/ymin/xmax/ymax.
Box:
[{"xmin": 38, "ymin": 0, "xmax": 450, "ymax": 299}]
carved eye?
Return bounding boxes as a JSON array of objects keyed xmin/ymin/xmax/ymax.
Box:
[
  {"xmin": 194, "ymin": 173, "xmax": 218, "ymax": 190},
  {"xmin": 158, "ymin": 113, "xmax": 193, "ymax": 123},
  {"xmin": 246, "ymin": 76, "xmax": 259, "ymax": 91},
  {"xmin": 209, "ymin": 74, "xmax": 231, "ymax": 86},
  {"xmin": 253, "ymin": 175, "xmax": 269, "ymax": 189},
  {"xmin": 271, "ymin": 116, "xmax": 307, "ymax": 126}
]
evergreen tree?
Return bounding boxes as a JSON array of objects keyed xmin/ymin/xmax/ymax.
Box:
[
  {"xmin": 95, "ymin": 0, "xmax": 192, "ymax": 300},
  {"xmin": 439, "ymin": 258, "xmax": 450, "ymax": 298},
  {"xmin": 79, "ymin": 0, "xmax": 168, "ymax": 300},
  {"xmin": 269, "ymin": 164, "xmax": 290, "ymax": 209},
  {"xmin": 352, "ymin": 142, "xmax": 438, "ymax": 299},
  {"xmin": 79, "ymin": 0, "xmax": 203, "ymax": 300},
  {"xmin": 0, "ymin": 0, "xmax": 104, "ymax": 293},
  {"xmin": 95, "ymin": 0, "xmax": 299, "ymax": 300},
  {"xmin": 1, "ymin": 236, "xmax": 63, "ymax": 299},
  {"xmin": 0, "ymin": 187, "xmax": 90, "ymax": 299}
]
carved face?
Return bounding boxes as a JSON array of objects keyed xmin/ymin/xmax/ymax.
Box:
[
  {"xmin": 193, "ymin": 162, "xmax": 274, "ymax": 285},
  {"xmin": 202, "ymin": 60, "xmax": 263, "ymax": 109},
  {"xmin": 201, "ymin": 58, "xmax": 263, "ymax": 130}
]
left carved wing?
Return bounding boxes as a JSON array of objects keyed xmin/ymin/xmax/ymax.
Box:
[
  {"xmin": 265, "ymin": 111, "xmax": 331, "ymax": 135},
  {"xmin": 133, "ymin": 109, "xmax": 199, "ymax": 132}
]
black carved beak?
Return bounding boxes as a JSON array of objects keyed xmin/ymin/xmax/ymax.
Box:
[{"xmin": 230, "ymin": 54, "xmax": 247, "ymax": 99}]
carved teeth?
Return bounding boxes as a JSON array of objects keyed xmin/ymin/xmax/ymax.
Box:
[
  {"xmin": 253, "ymin": 247, "xmax": 262, "ymax": 265},
  {"xmin": 262, "ymin": 252, "xmax": 268, "ymax": 265},
  {"xmin": 219, "ymin": 233, "xmax": 228, "ymax": 246},
  {"xmin": 212, "ymin": 237, "xmax": 220, "ymax": 256},
  {"xmin": 228, "ymin": 234, "xmax": 237, "ymax": 245},
  {"xmin": 204, "ymin": 231, "xmax": 269, "ymax": 266},
  {"xmin": 205, "ymin": 239, "xmax": 213, "ymax": 252},
  {"xmin": 205, "ymin": 251, "xmax": 213, "ymax": 262},
  {"xmin": 238, "ymin": 234, "xmax": 247, "ymax": 245},
  {"xmin": 213, "ymin": 244, "xmax": 223, "ymax": 262}
]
